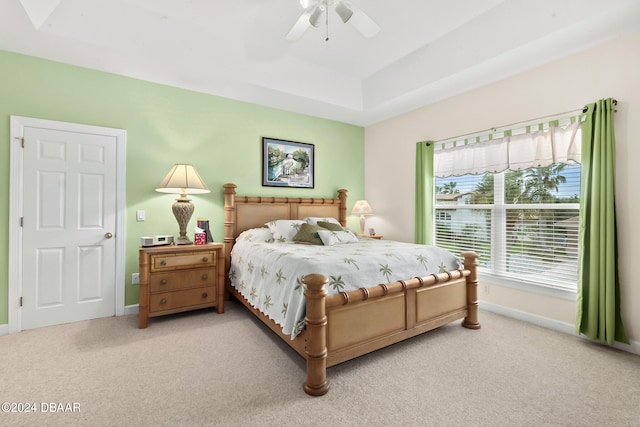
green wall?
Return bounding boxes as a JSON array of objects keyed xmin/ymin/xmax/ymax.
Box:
[{"xmin": 0, "ymin": 50, "xmax": 365, "ymax": 323}]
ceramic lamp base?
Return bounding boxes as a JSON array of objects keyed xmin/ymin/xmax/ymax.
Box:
[{"xmin": 172, "ymin": 198, "xmax": 194, "ymax": 245}]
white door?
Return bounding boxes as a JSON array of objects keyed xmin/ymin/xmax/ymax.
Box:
[{"xmin": 20, "ymin": 126, "xmax": 118, "ymax": 329}]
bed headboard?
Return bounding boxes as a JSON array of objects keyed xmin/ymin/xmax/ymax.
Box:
[{"xmin": 222, "ymin": 183, "xmax": 348, "ymax": 278}]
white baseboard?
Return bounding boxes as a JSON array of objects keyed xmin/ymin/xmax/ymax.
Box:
[
  {"xmin": 480, "ymin": 301, "xmax": 640, "ymax": 356},
  {"xmin": 124, "ymin": 304, "xmax": 139, "ymax": 316},
  {"xmin": 0, "ymin": 306, "xmax": 138, "ymax": 336},
  {"xmin": 5, "ymin": 302, "xmax": 637, "ymax": 356}
]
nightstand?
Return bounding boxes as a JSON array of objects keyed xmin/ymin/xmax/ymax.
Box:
[
  {"xmin": 138, "ymin": 243, "xmax": 225, "ymax": 328},
  {"xmin": 359, "ymin": 234, "xmax": 383, "ymax": 240}
]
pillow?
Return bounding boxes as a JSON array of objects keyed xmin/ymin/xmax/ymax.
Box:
[
  {"xmin": 237, "ymin": 227, "xmax": 273, "ymax": 243},
  {"xmin": 265, "ymin": 220, "xmax": 305, "ymax": 242},
  {"xmin": 304, "ymin": 216, "xmax": 341, "ymax": 226},
  {"xmin": 317, "ymin": 229, "xmax": 359, "ymax": 246},
  {"xmin": 317, "ymin": 220, "xmax": 345, "ymax": 232},
  {"xmin": 292, "ymin": 223, "xmax": 324, "ymax": 245}
]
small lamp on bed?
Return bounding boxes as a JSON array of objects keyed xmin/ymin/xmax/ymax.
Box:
[
  {"xmin": 156, "ymin": 164, "xmax": 210, "ymax": 245},
  {"xmin": 352, "ymin": 200, "xmax": 373, "ymax": 235}
]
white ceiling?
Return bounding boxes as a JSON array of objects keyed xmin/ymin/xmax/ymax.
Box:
[{"xmin": 1, "ymin": 0, "xmax": 639, "ymax": 126}]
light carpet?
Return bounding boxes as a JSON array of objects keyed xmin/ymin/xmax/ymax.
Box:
[{"xmin": 1, "ymin": 300, "xmax": 639, "ymax": 427}]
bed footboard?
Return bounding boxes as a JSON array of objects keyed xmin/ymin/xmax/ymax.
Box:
[{"xmin": 302, "ymin": 251, "xmax": 480, "ymax": 396}]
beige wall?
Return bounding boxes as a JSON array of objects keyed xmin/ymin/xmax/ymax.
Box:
[{"xmin": 364, "ymin": 32, "xmax": 640, "ymax": 346}]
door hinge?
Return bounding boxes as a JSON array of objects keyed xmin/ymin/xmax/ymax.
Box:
[
  {"xmin": 20, "ymin": 217, "xmax": 24, "ymax": 227},
  {"xmin": 20, "ymin": 137, "xmax": 24, "ymax": 148},
  {"xmin": 19, "ymin": 296, "xmax": 23, "ymax": 307}
]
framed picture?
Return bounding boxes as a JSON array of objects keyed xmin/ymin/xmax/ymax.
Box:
[{"xmin": 262, "ymin": 137, "xmax": 314, "ymax": 188}]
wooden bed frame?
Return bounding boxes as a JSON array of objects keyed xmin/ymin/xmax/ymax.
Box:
[{"xmin": 223, "ymin": 183, "xmax": 480, "ymax": 396}]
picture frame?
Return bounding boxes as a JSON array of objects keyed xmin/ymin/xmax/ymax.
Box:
[{"xmin": 262, "ymin": 137, "xmax": 314, "ymax": 188}]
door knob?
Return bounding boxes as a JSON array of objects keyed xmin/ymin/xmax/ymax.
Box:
[{"xmin": 104, "ymin": 232, "xmax": 113, "ymax": 239}]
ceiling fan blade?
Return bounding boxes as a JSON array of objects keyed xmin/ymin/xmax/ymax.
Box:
[
  {"xmin": 286, "ymin": 9, "xmax": 313, "ymax": 40},
  {"xmin": 346, "ymin": 3, "xmax": 380, "ymax": 38}
]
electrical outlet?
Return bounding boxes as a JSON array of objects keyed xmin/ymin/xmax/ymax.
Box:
[
  {"xmin": 132, "ymin": 273, "xmax": 140, "ymax": 284},
  {"xmin": 484, "ymin": 283, "xmax": 490, "ymax": 295}
]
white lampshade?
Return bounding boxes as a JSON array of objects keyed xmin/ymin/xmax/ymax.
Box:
[
  {"xmin": 351, "ymin": 200, "xmax": 373, "ymax": 215},
  {"xmin": 156, "ymin": 164, "xmax": 210, "ymax": 196}
]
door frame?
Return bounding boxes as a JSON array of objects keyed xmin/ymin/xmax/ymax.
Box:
[{"xmin": 8, "ymin": 116, "xmax": 127, "ymax": 333}]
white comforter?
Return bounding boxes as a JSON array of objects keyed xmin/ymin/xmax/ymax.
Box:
[{"xmin": 229, "ymin": 229, "xmax": 462, "ymax": 339}]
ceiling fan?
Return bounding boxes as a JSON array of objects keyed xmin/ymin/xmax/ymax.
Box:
[{"xmin": 286, "ymin": 0, "xmax": 380, "ymax": 41}]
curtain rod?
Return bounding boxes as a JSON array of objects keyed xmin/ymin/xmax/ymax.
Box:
[
  {"xmin": 431, "ymin": 99, "xmax": 618, "ymax": 147},
  {"xmin": 583, "ymin": 98, "xmax": 618, "ymax": 113},
  {"xmin": 432, "ymin": 107, "xmax": 585, "ymax": 147}
]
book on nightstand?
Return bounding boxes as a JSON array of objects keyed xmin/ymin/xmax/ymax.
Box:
[{"xmin": 197, "ymin": 218, "xmax": 214, "ymax": 243}]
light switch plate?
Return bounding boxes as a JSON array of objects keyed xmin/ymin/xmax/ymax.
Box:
[{"xmin": 136, "ymin": 210, "xmax": 145, "ymax": 221}]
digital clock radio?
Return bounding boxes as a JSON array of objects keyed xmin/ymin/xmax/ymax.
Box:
[{"xmin": 140, "ymin": 235, "xmax": 174, "ymax": 247}]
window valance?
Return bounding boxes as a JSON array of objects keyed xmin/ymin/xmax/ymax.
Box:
[{"xmin": 434, "ymin": 120, "xmax": 582, "ymax": 178}]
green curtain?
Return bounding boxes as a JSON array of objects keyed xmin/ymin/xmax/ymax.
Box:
[
  {"xmin": 415, "ymin": 141, "xmax": 434, "ymax": 244},
  {"xmin": 576, "ymin": 98, "xmax": 628, "ymax": 345}
]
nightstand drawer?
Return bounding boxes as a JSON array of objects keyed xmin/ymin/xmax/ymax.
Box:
[
  {"xmin": 151, "ymin": 251, "xmax": 216, "ymax": 272},
  {"xmin": 149, "ymin": 286, "xmax": 217, "ymax": 313},
  {"xmin": 149, "ymin": 268, "xmax": 216, "ymax": 292}
]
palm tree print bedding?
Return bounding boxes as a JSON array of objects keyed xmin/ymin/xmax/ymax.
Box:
[{"xmin": 229, "ymin": 228, "xmax": 462, "ymax": 339}]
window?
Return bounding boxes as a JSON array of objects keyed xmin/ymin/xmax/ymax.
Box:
[
  {"xmin": 435, "ymin": 163, "xmax": 581, "ymax": 292},
  {"xmin": 428, "ymin": 117, "xmax": 583, "ymax": 292}
]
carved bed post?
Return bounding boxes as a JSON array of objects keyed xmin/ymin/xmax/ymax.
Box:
[
  {"xmin": 461, "ymin": 251, "xmax": 481, "ymax": 329},
  {"xmin": 337, "ymin": 189, "xmax": 348, "ymax": 227},
  {"xmin": 302, "ymin": 273, "xmax": 330, "ymax": 396},
  {"xmin": 223, "ymin": 183, "xmax": 237, "ymax": 288}
]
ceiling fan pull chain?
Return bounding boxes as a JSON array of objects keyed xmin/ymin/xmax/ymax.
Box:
[{"xmin": 325, "ymin": 3, "xmax": 329, "ymax": 42}]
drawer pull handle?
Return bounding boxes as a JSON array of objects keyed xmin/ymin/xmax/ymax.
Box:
[
  {"xmin": 160, "ymin": 298, "xmax": 167, "ymax": 305},
  {"xmin": 202, "ymin": 292, "xmax": 208, "ymax": 298},
  {"xmin": 201, "ymin": 274, "xmax": 208, "ymax": 280},
  {"xmin": 160, "ymin": 260, "xmax": 167, "ymax": 266},
  {"xmin": 160, "ymin": 279, "xmax": 168, "ymax": 285},
  {"xmin": 201, "ymin": 257, "xmax": 209, "ymax": 262}
]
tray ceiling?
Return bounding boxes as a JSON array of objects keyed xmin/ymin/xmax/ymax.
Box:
[{"xmin": 1, "ymin": 0, "xmax": 639, "ymax": 125}]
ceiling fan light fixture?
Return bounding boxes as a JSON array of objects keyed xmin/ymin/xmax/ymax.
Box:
[
  {"xmin": 309, "ymin": 5, "xmax": 323, "ymax": 27},
  {"xmin": 335, "ymin": 1, "xmax": 353, "ymax": 23}
]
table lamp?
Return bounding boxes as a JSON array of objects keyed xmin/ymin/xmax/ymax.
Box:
[
  {"xmin": 351, "ymin": 199, "xmax": 373, "ymax": 235},
  {"xmin": 156, "ymin": 164, "xmax": 210, "ymax": 245}
]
